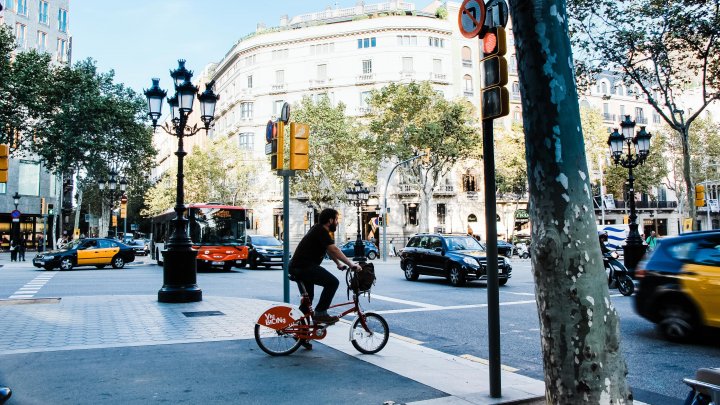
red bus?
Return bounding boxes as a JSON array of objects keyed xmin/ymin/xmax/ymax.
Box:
[{"xmin": 151, "ymin": 203, "xmax": 249, "ymax": 271}]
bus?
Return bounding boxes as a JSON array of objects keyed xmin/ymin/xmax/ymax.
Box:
[{"xmin": 151, "ymin": 203, "xmax": 250, "ymax": 271}]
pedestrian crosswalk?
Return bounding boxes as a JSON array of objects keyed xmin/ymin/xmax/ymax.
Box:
[{"xmin": 8, "ymin": 272, "xmax": 57, "ymax": 299}]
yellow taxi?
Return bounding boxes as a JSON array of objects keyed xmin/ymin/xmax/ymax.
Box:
[
  {"xmin": 33, "ymin": 238, "xmax": 136, "ymax": 271},
  {"xmin": 634, "ymin": 230, "xmax": 720, "ymax": 342}
]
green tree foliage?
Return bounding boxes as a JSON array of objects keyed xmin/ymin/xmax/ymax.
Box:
[
  {"xmin": 289, "ymin": 96, "xmax": 378, "ymax": 206},
  {"xmin": 367, "ymin": 82, "xmax": 481, "ymax": 232},
  {"xmin": 142, "ymin": 137, "xmax": 262, "ymax": 216},
  {"xmin": 495, "ymin": 123, "xmax": 527, "ymax": 197},
  {"xmin": 568, "ymin": 0, "xmax": 720, "ymax": 224}
]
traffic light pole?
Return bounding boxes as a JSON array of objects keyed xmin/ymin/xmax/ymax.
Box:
[
  {"xmin": 482, "ymin": 119, "xmax": 502, "ymax": 398},
  {"xmin": 277, "ymin": 169, "xmax": 295, "ymax": 303}
]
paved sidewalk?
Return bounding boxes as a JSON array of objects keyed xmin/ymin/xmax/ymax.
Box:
[{"xmin": 0, "ymin": 294, "xmax": 546, "ymax": 404}]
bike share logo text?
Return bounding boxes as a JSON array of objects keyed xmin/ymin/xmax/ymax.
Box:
[{"xmin": 263, "ymin": 313, "xmax": 287, "ymax": 326}]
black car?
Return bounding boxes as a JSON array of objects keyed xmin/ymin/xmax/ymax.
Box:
[
  {"xmin": 33, "ymin": 238, "xmax": 135, "ymax": 271},
  {"xmin": 244, "ymin": 235, "xmax": 284, "ymax": 269},
  {"xmin": 128, "ymin": 239, "xmax": 150, "ymax": 256},
  {"xmin": 399, "ymin": 233, "xmax": 512, "ymax": 286}
]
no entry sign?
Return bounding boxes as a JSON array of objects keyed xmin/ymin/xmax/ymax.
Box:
[{"xmin": 458, "ymin": 0, "xmax": 485, "ymax": 38}]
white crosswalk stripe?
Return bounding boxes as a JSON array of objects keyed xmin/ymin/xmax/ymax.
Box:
[{"xmin": 8, "ymin": 272, "xmax": 58, "ymax": 299}]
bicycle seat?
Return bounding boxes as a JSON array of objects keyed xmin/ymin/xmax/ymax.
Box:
[{"xmin": 697, "ymin": 368, "xmax": 720, "ymax": 387}]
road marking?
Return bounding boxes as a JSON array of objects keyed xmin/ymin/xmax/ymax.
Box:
[
  {"xmin": 8, "ymin": 272, "xmax": 58, "ymax": 299},
  {"xmin": 371, "ymin": 294, "xmax": 443, "ymax": 309},
  {"xmin": 374, "ymin": 299, "xmax": 537, "ymax": 315},
  {"xmin": 460, "ymin": 354, "xmax": 519, "ymax": 372}
]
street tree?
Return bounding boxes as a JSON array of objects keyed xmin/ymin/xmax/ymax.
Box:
[
  {"xmin": 495, "ymin": 123, "xmax": 527, "ymax": 199},
  {"xmin": 568, "ymin": 0, "xmax": 720, "ymax": 226},
  {"xmin": 508, "ymin": 0, "xmax": 632, "ymax": 403},
  {"xmin": 367, "ymin": 82, "xmax": 481, "ymax": 232},
  {"xmin": 289, "ymin": 96, "xmax": 378, "ymax": 207}
]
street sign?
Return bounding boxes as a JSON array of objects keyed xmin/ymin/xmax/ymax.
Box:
[
  {"xmin": 264, "ymin": 143, "xmax": 273, "ymax": 155},
  {"xmin": 10, "ymin": 209, "xmax": 20, "ymax": 219},
  {"xmin": 708, "ymin": 198, "xmax": 719, "ymax": 212},
  {"xmin": 280, "ymin": 102, "xmax": 291, "ymax": 124},
  {"xmin": 458, "ymin": 0, "xmax": 485, "ymax": 38},
  {"xmin": 265, "ymin": 120, "xmax": 274, "ymax": 143}
]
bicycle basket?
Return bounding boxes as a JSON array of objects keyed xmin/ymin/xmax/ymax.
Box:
[{"xmin": 349, "ymin": 262, "xmax": 376, "ymax": 292}]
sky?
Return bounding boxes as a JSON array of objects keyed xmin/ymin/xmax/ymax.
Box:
[{"xmin": 70, "ymin": 0, "xmax": 369, "ymax": 94}]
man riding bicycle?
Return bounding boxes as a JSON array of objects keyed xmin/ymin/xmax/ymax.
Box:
[{"xmin": 289, "ymin": 208, "xmax": 362, "ymax": 325}]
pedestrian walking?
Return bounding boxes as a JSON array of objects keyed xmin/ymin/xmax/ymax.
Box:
[
  {"xmin": 389, "ymin": 239, "xmax": 397, "ymax": 257},
  {"xmin": 37, "ymin": 235, "xmax": 44, "ymax": 252},
  {"xmin": 18, "ymin": 240, "xmax": 25, "ymax": 261},
  {"xmin": 9, "ymin": 240, "xmax": 17, "ymax": 262},
  {"xmin": 645, "ymin": 231, "xmax": 659, "ymax": 252}
]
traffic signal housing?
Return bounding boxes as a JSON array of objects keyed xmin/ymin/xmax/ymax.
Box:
[
  {"xmin": 0, "ymin": 144, "xmax": 9, "ymax": 183},
  {"xmin": 47, "ymin": 203, "xmax": 54, "ymax": 216},
  {"xmin": 289, "ymin": 123, "xmax": 309, "ymax": 170},
  {"xmin": 695, "ymin": 184, "xmax": 706, "ymax": 207},
  {"xmin": 41, "ymin": 197, "xmax": 46, "ymax": 215},
  {"xmin": 480, "ymin": 27, "xmax": 509, "ymax": 121},
  {"xmin": 271, "ymin": 121, "xmax": 285, "ymax": 170}
]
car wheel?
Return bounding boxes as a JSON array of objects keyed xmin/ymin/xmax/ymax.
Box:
[
  {"xmin": 95, "ymin": 265, "xmax": 106, "ymax": 269},
  {"xmin": 499, "ymin": 278, "xmax": 508, "ymax": 286},
  {"xmin": 448, "ymin": 265, "xmax": 466, "ymax": 287},
  {"xmin": 249, "ymin": 254, "xmax": 258, "ymax": 269},
  {"xmin": 367, "ymin": 251, "xmax": 378, "ymax": 260},
  {"xmin": 404, "ymin": 261, "xmax": 419, "ymax": 281},
  {"xmin": 60, "ymin": 257, "xmax": 73, "ymax": 271},
  {"xmin": 657, "ymin": 301, "xmax": 696, "ymax": 342},
  {"xmin": 111, "ymin": 256, "xmax": 125, "ymax": 269}
]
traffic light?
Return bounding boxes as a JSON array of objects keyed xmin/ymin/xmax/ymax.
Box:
[
  {"xmin": 289, "ymin": 122, "xmax": 309, "ymax": 170},
  {"xmin": 120, "ymin": 203, "xmax": 127, "ymax": 219},
  {"xmin": 695, "ymin": 184, "xmax": 706, "ymax": 207},
  {"xmin": 271, "ymin": 121, "xmax": 285, "ymax": 170},
  {"xmin": 0, "ymin": 144, "xmax": 9, "ymax": 183},
  {"xmin": 41, "ymin": 197, "xmax": 46, "ymax": 215},
  {"xmin": 480, "ymin": 27, "xmax": 509, "ymax": 121},
  {"xmin": 112, "ymin": 214, "xmax": 117, "ymax": 227},
  {"xmin": 47, "ymin": 203, "xmax": 54, "ymax": 215}
]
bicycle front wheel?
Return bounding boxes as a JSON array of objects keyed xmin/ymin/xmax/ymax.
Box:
[
  {"xmin": 351, "ymin": 313, "xmax": 389, "ymax": 354},
  {"xmin": 254, "ymin": 324, "xmax": 302, "ymax": 356}
]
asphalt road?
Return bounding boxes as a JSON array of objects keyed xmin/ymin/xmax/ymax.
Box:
[{"xmin": 1, "ymin": 253, "xmax": 718, "ymax": 404}]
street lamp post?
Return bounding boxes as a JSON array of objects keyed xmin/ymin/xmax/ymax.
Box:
[
  {"xmin": 144, "ymin": 59, "xmax": 218, "ymax": 303},
  {"xmin": 608, "ymin": 115, "xmax": 653, "ymax": 271},
  {"xmin": 97, "ymin": 170, "xmax": 127, "ymax": 238},
  {"xmin": 12, "ymin": 192, "xmax": 21, "ymax": 244},
  {"xmin": 345, "ymin": 180, "xmax": 369, "ymax": 261}
]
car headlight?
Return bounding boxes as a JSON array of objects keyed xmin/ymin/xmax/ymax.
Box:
[
  {"xmin": 462, "ymin": 257, "xmax": 479, "ymax": 267},
  {"xmin": 255, "ymin": 248, "xmax": 267, "ymax": 254}
]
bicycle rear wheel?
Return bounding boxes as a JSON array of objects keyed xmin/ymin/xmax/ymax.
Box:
[
  {"xmin": 351, "ymin": 312, "xmax": 389, "ymax": 354},
  {"xmin": 254, "ymin": 324, "xmax": 302, "ymax": 356}
]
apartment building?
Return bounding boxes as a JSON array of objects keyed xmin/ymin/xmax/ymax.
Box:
[{"xmin": 0, "ymin": 0, "xmax": 70, "ymax": 249}]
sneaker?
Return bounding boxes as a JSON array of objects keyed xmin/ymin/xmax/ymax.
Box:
[{"xmin": 313, "ymin": 314, "xmax": 339, "ymax": 325}]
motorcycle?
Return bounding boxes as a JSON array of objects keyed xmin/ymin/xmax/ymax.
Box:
[
  {"xmin": 515, "ymin": 242, "xmax": 530, "ymax": 259},
  {"xmin": 603, "ymin": 251, "xmax": 634, "ymax": 296},
  {"xmin": 684, "ymin": 368, "xmax": 720, "ymax": 405}
]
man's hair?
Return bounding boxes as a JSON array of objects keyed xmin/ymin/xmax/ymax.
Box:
[{"xmin": 319, "ymin": 208, "xmax": 338, "ymax": 225}]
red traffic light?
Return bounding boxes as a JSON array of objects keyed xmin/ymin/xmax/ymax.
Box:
[{"xmin": 483, "ymin": 33, "xmax": 497, "ymax": 55}]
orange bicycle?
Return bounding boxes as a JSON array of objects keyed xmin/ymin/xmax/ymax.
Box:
[{"xmin": 254, "ymin": 265, "xmax": 389, "ymax": 356}]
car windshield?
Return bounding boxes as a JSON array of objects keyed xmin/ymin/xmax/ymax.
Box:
[
  {"xmin": 64, "ymin": 239, "xmax": 83, "ymax": 250},
  {"xmin": 130, "ymin": 240, "xmax": 145, "ymax": 246},
  {"xmin": 252, "ymin": 236, "xmax": 282, "ymax": 246},
  {"xmin": 446, "ymin": 236, "xmax": 483, "ymax": 251}
]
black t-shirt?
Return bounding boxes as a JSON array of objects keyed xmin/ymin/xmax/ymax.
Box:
[{"xmin": 290, "ymin": 224, "xmax": 334, "ymax": 269}]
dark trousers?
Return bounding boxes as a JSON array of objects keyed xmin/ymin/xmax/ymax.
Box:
[
  {"xmin": 293, "ymin": 264, "xmax": 339, "ymax": 313},
  {"xmin": 10, "ymin": 251, "xmax": 17, "ymax": 262}
]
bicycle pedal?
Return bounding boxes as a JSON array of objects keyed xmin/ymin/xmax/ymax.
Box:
[{"xmin": 313, "ymin": 326, "xmax": 327, "ymax": 338}]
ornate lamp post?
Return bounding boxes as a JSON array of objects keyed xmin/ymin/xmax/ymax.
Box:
[
  {"xmin": 144, "ymin": 59, "xmax": 218, "ymax": 303},
  {"xmin": 345, "ymin": 180, "xmax": 369, "ymax": 261},
  {"xmin": 607, "ymin": 115, "xmax": 652, "ymax": 271},
  {"xmin": 97, "ymin": 170, "xmax": 127, "ymax": 238},
  {"xmin": 11, "ymin": 191, "xmax": 21, "ymax": 243}
]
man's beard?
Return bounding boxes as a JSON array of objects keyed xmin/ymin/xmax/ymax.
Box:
[{"xmin": 329, "ymin": 223, "xmax": 337, "ymax": 232}]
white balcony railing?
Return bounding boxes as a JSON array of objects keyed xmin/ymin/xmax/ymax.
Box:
[
  {"xmin": 271, "ymin": 84, "xmax": 286, "ymax": 93},
  {"xmin": 357, "ymin": 73, "xmax": 376, "ymax": 83}
]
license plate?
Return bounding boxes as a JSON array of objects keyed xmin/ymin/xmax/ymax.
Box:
[
  {"xmin": 211, "ymin": 261, "xmax": 224, "ymax": 265},
  {"xmin": 270, "ymin": 257, "xmax": 282, "ymax": 261}
]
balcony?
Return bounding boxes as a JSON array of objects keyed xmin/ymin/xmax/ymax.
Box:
[
  {"xmin": 430, "ymin": 73, "xmax": 449, "ymax": 84},
  {"xmin": 270, "ymin": 84, "xmax": 286, "ymax": 94},
  {"xmin": 357, "ymin": 73, "xmax": 376, "ymax": 84},
  {"xmin": 433, "ymin": 185, "xmax": 455, "ymax": 197},
  {"xmin": 397, "ymin": 184, "xmax": 419, "ymax": 196},
  {"xmin": 400, "ymin": 71, "xmax": 415, "ymax": 81},
  {"xmin": 636, "ymin": 116, "xmax": 648, "ymax": 125},
  {"xmin": 594, "ymin": 199, "xmax": 678, "ymax": 210},
  {"xmin": 466, "ymin": 191, "xmax": 479, "ymax": 200},
  {"xmin": 464, "ymin": 90, "xmax": 474, "ymax": 97},
  {"xmin": 511, "ymin": 92, "xmax": 521, "ymax": 101},
  {"xmin": 603, "ymin": 113, "xmax": 617, "ymax": 122},
  {"xmin": 462, "ymin": 59, "xmax": 472, "ymax": 68},
  {"xmin": 356, "ymin": 107, "xmax": 372, "ymax": 116},
  {"xmin": 309, "ymin": 78, "xmax": 332, "ymax": 90}
]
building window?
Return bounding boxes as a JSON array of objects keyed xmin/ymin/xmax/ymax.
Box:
[
  {"xmin": 619, "ymin": 104, "xmax": 625, "ymax": 117},
  {"xmin": 359, "ymin": 91, "xmax": 371, "ymax": 108},
  {"xmin": 244, "ymin": 54, "xmax": 256, "ymax": 66},
  {"xmin": 37, "ymin": 30, "xmax": 46, "ymax": 51},
  {"xmin": 15, "ymin": 23, "xmax": 26, "ymax": 48},
  {"xmin": 240, "ymin": 102, "xmax": 253, "ymax": 119},
  {"xmin": 17, "ymin": 0, "xmax": 27, "ymax": 15},
  {"xmin": 58, "ymin": 8, "xmax": 67, "ymax": 32},
  {"xmin": 362, "ymin": 59, "xmax": 372, "ymax": 74},
  {"xmin": 600, "ymin": 81, "xmax": 608, "ymax": 95},
  {"xmin": 463, "ymin": 173, "xmax": 476, "ymax": 192},
  {"xmin": 405, "ymin": 204, "xmax": 418, "ymax": 226},
  {"xmin": 18, "ymin": 161, "xmax": 40, "ymax": 196},
  {"xmin": 4, "ymin": 0, "xmax": 13, "ymax": 11},
  {"xmin": 57, "ymin": 38, "xmax": 67, "ymax": 62},
  {"xmin": 433, "ymin": 59, "xmax": 442, "ymax": 74},
  {"xmin": 273, "ymin": 100, "xmax": 284, "ymax": 115},
  {"xmin": 310, "ymin": 42, "xmax": 334, "ymax": 55},
  {"xmin": 247, "ymin": 75, "xmax": 253, "ymax": 89},
  {"xmin": 402, "ymin": 57, "xmax": 413, "ymax": 73},
  {"xmin": 397, "ymin": 35, "xmax": 417, "ymax": 46},
  {"xmin": 437, "ymin": 203, "xmax": 446, "ymax": 225},
  {"xmin": 513, "ymin": 107, "xmax": 522, "ymax": 122},
  {"xmin": 635, "ymin": 107, "xmax": 644, "ymax": 119},
  {"xmin": 512, "ymin": 81, "xmax": 520, "ymax": 95},
  {"xmin": 428, "ymin": 36, "xmax": 445, "ymax": 47},
  {"xmin": 271, "ymin": 48, "xmax": 289, "ymax": 60},
  {"xmin": 358, "ymin": 37, "xmax": 376, "ymax": 48},
  {"xmin": 653, "ymin": 113, "xmax": 661, "ymax": 124},
  {"xmin": 463, "ymin": 74, "xmax": 473, "ymax": 93},
  {"xmin": 462, "ymin": 46, "xmax": 472, "ymax": 67},
  {"xmin": 275, "ymin": 70, "xmax": 284, "ymax": 85},
  {"xmin": 38, "ymin": 0, "xmax": 48, "ymax": 24},
  {"xmin": 616, "ymin": 85, "xmax": 624, "ymax": 96},
  {"xmin": 238, "ymin": 132, "xmax": 254, "ymax": 151},
  {"xmin": 316, "ymin": 64, "xmax": 327, "ymax": 80}
]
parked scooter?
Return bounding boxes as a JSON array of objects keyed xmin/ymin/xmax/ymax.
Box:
[
  {"xmin": 603, "ymin": 251, "xmax": 634, "ymax": 296},
  {"xmin": 684, "ymin": 368, "xmax": 720, "ymax": 405},
  {"xmin": 515, "ymin": 242, "xmax": 530, "ymax": 259}
]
